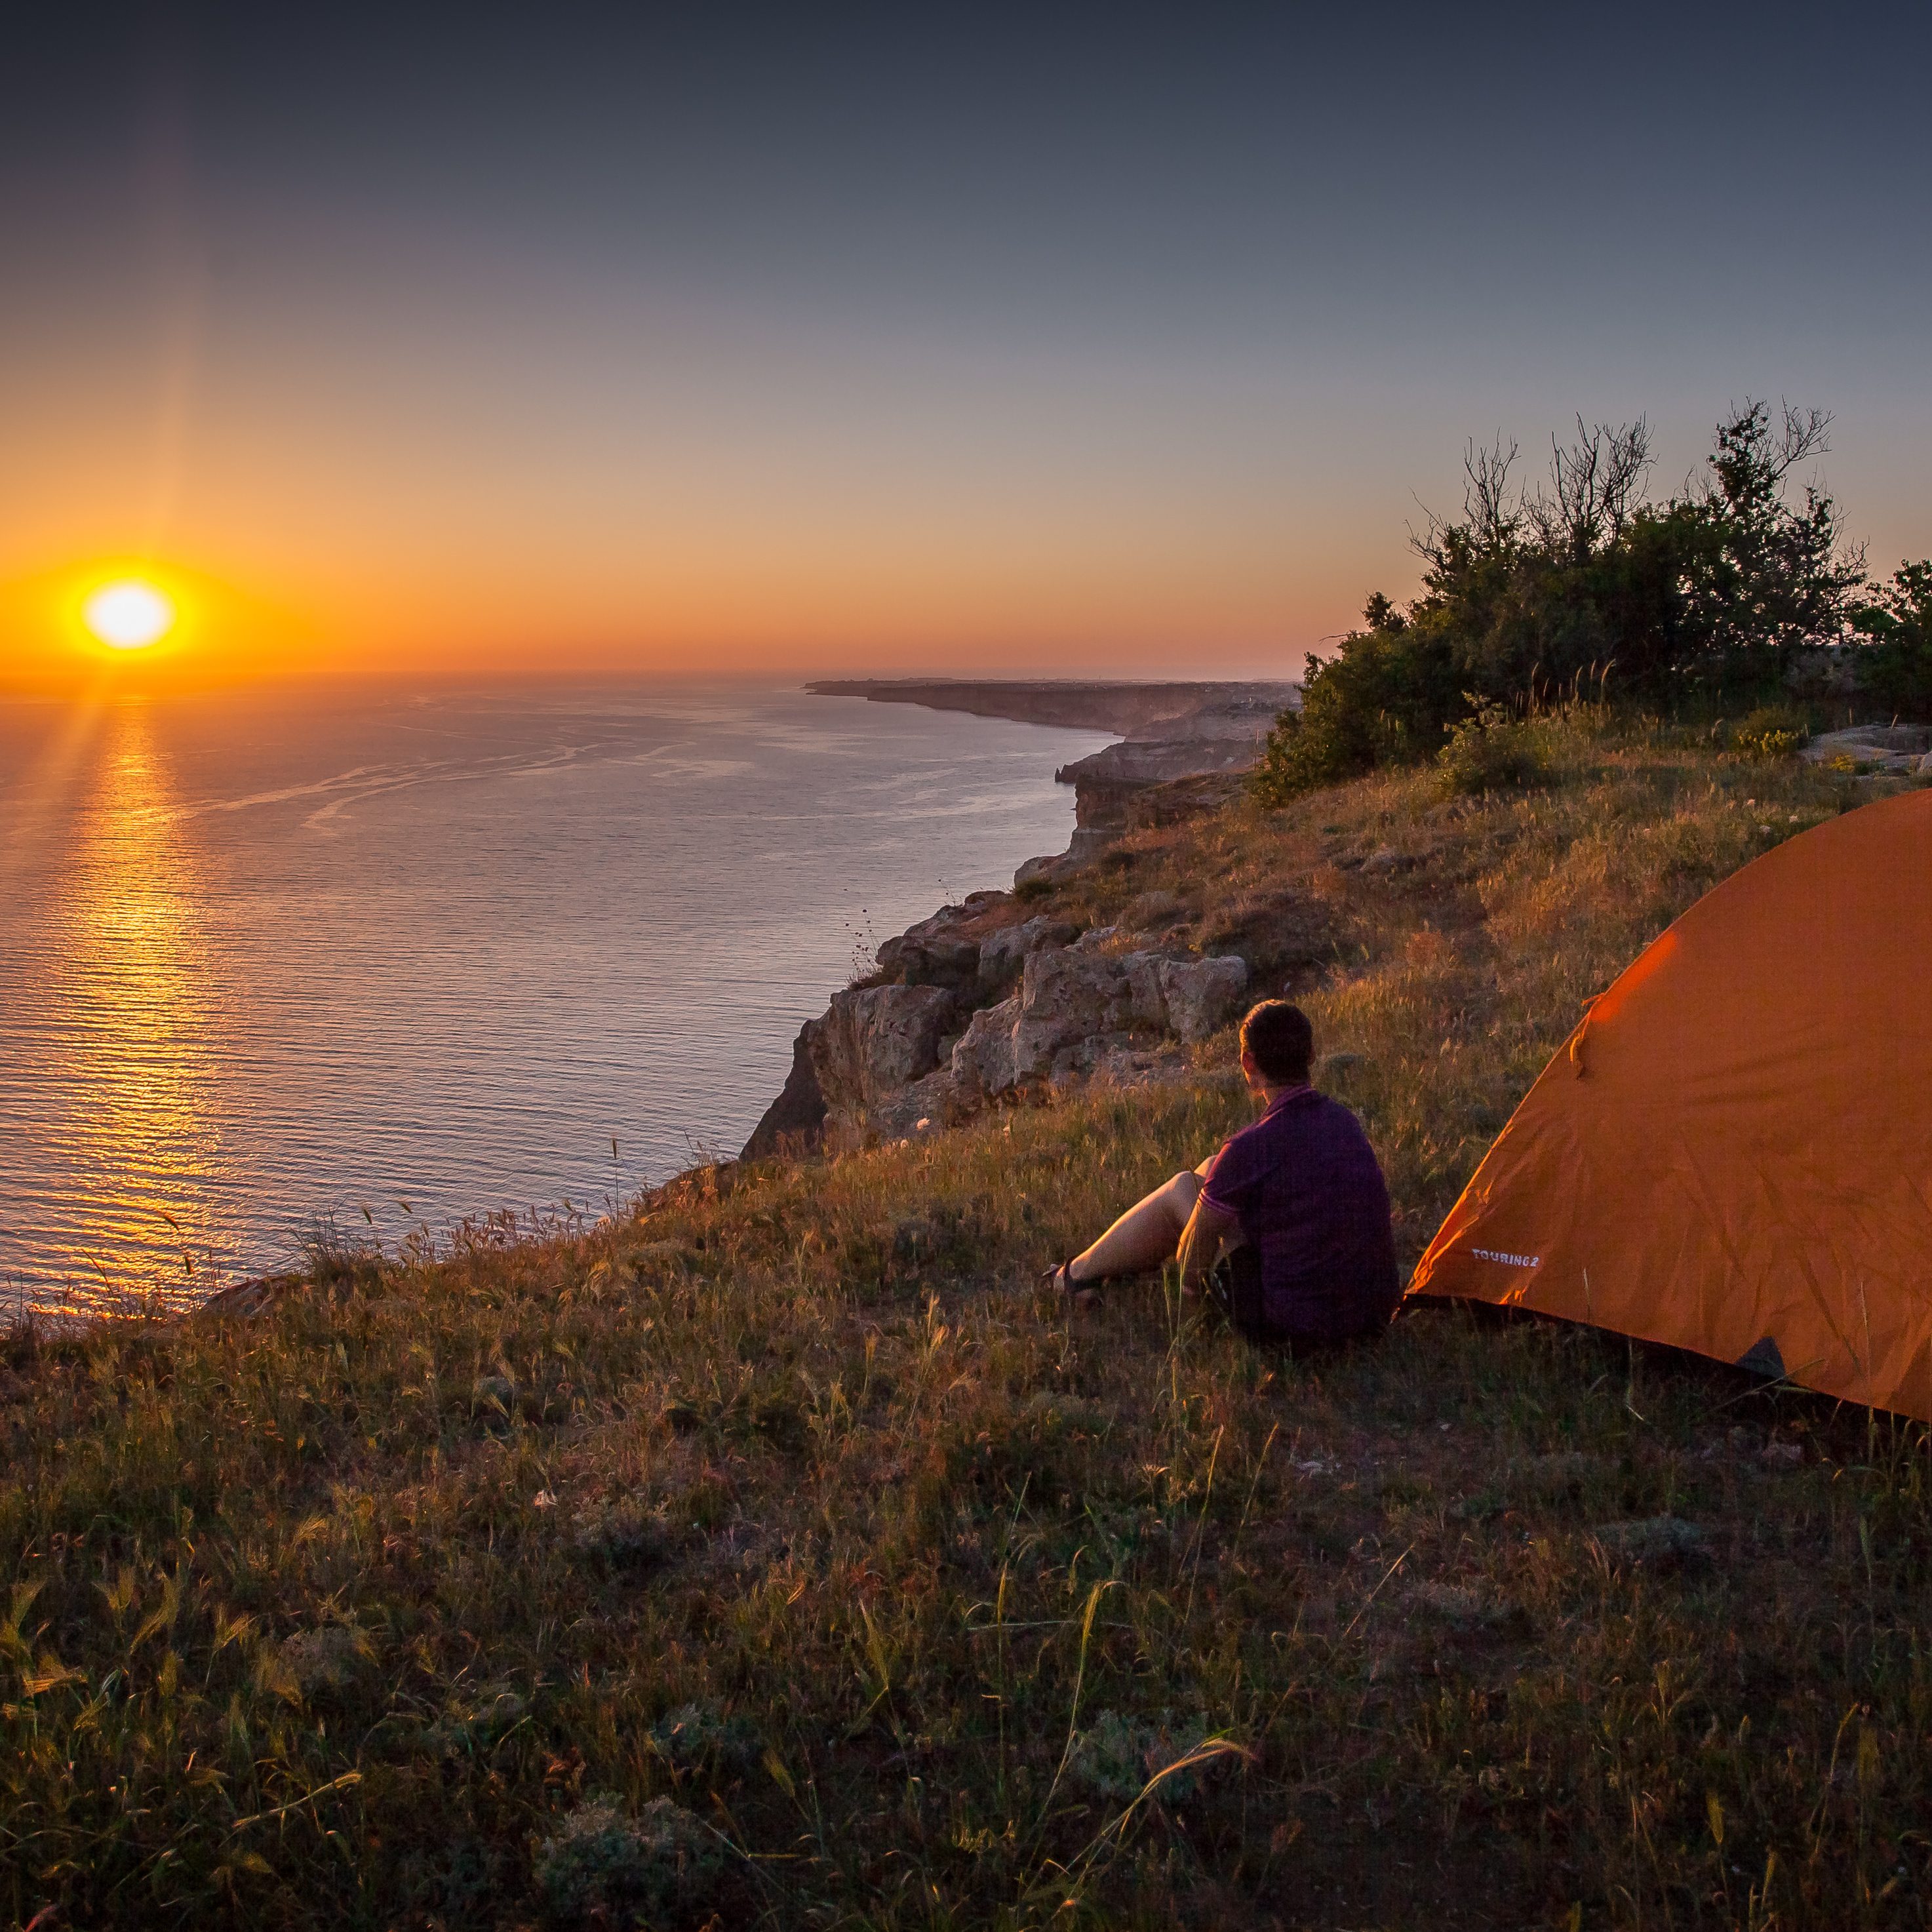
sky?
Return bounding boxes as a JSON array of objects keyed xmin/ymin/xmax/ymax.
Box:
[{"xmin": 2, "ymin": 1, "xmax": 1928, "ymax": 692}]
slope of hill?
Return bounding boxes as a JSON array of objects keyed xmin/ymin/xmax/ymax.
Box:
[{"xmin": 4, "ymin": 715, "xmax": 1927, "ymax": 1929}]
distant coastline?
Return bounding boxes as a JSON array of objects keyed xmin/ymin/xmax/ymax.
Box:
[
  {"xmin": 806, "ymin": 675, "xmax": 1299, "ymax": 824},
  {"xmin": 804, "ymin": 676, "xmax": 1298, "ymax": 741}
]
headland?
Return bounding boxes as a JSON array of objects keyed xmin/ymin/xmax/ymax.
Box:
[{"xmin": 742, "ymin": 679, "xmax": 1301, "ymax": 1157}]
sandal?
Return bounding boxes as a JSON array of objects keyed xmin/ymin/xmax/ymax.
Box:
[{"xmin": 1040, "ymin": 1260, "xmax": 1099, "ymax": 1310}]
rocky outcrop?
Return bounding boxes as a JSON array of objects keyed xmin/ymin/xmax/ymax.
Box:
[
  {"xmin": 814, "ymin": 678, "xmax": 1299, "ymax": 878},
  {"xmin": 1052, "ymin": 693, "xmax": 1290, "ymax": 855},
  {"xmin": 951, "ymin": 945, "xmax": 1248, "ymax": 1105},
  {"xmin": 977, "ymin": 915, "xmax": 1078, "ymax": 987},
  {"xmin": 803, "ymin": 984, "xmax": 958, "ymax": 1119},
  {"xmin": 741, "ymin": 896, "xmax": 1255, "ymax": 1156},
  {"xmin": 1801, "ymin": 724, "xmax": 1932, "ymax": 775},
  {"xmin": 1159, "ymin": 956, "xmax": 1253, "ymax": 1042}
]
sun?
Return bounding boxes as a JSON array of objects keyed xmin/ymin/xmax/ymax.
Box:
[{"xmin": 84, "ymin": 579, "xmax": 177, "ymax": 650}]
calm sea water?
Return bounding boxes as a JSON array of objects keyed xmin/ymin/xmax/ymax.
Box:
[{"xmin": 0, "ymin": 680, "xmax": 1112, "ymax": 1318}]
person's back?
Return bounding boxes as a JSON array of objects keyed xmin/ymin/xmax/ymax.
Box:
[
  {"xmin": 1042, "ymin": 999, "xmax": 1400, "ymax": 1347},
  {"xmin": 1199, "ymin": 1084, "xmax": 1399, "ymax": 1343}
]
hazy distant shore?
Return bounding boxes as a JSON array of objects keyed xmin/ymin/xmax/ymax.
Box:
[{"xmin": 804, "ymin": 676, "xmax": 1298, "ymax": 741}]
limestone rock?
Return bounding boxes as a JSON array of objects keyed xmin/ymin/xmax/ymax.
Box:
[
  {"xmin": 1011, "ymin": 947, "xmax": 1138, "ymax": 1076},
  {"xmin": 867, "ymin": 1063, "xmax": 967, "ymax": 1139},
  {"xmin": 875, "ymin": 933, "xmax": 979, "ymax": 989},
  {"xmin": 1156, "ymin": 955, "xmax": 1250, "ymax": 1042},
  {"xmin": 1121, "ymin": 951, "xmax": 1170, "ymax": 1028},
  {"xmin": 1801, "ymin": 724, "xmax": 1929, "ymax": 774},
  {"xmin": 977, "ymin": 915, "xmax": 1076, "ymax": 987},
  {"xmin": 1015, "ymin": 852, "xmax": 1081, "ymax": 890},
  {"xmin": 1124, "ymin": 888, "xmax": 1187, "ymax": 928},
  {"xmin": 950, "ymin": 994, "xmax": 1023, "ymax": 1098},
  {"xmin": 952, "ymin": 945, "xmax": 1229, "ymax": 1098},
  {"xmin": 804, "ymin": 984, "xmax": 956, "ymax": 1118},
  {"xmin": 1047, "ymin": 1032, "xmax": 1186, "ymax": 1093}
]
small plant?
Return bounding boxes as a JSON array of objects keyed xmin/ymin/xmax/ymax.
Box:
[
  {"xmin": 844, "ymin": 905, "xmax": 882, "ymax": 984},
  {"xmin": 1067, "ymin": 1710, "xmax": 1214, "ymax": 1804},
  {"xmin": 534, "ymin": 1795, "xmax": 724, "ymax": 1927},
  {"xmin": 648, "ymin": 1703, "xmax": 764, "ymax": 1781},
  {"xmin": 1731, "ymin": 703, "xmax": 1810, "ymax": 761},
  {"xmin": 570, "ymin": 1497, "xmax": 673, "ymax": 1573},
  {"xmin": 279, "ymin": 1624, "xmax": 374, "ymax": 1697},
  {"xmin": 291, "ymin": 1212, "xmax": 382, "ymax": 1289}
]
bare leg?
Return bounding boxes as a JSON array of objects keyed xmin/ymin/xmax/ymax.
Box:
[{"xmin": 1068, "ymin": 1158, "xmax": 1215, "ymax": 1283}]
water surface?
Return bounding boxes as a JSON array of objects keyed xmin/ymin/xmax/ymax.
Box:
[{"xmin": 0, "ymin": 680, "xmax": 1111, "ymax": 1316}]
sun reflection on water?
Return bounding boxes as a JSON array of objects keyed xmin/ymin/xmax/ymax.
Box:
[{"xmin": 31, "ymin": 704, "xmax": 235, "ymax": 1318}]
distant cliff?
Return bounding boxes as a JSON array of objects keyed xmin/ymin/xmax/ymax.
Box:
[
  {"xmin": 804, "ymin": 677, "xmax": 1297, "ymax": 741},
  {"xmin": 808, "ymin": 676, "xmax": 1299, "ymax": 867}
]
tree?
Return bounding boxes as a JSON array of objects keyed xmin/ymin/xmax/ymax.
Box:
[
  {"xmin": 1851, "ymin": 561, "xmax": 1932, "ymax": 717},
  {"xmin": 1672, "ymin": 401, "xmax": 1865, "ymax": 688},
  {"xmin": 1252, "ymin": 400, "xmax": 1880, "ymax": 804}
]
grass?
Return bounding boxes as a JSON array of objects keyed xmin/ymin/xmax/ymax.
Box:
[{"xmin": 3, "ymin": 717, "xmax": 1928, "ymax": 1929}]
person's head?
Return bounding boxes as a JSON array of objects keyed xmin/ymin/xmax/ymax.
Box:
[{"xmin": 1238, "ymin": 1000, "xmax": 1314, "ymax": 1090}]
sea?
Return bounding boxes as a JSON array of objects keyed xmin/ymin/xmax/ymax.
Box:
[{"xmin": 0, "ymin": 680, "xmax": 1114, "ymax": 1321}]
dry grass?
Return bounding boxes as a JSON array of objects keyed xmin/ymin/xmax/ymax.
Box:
[{"xmin": 3, "ymin": 720, "xmax": 1927, "ymax": 1929}]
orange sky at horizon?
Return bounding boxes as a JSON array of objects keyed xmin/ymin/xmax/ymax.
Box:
[
  {"xmin": 0, "ymin": 533, "xmax": 1344, "ymax": 696},
  {"xmin": 0, "ymin": 355, "xmax": 1380, "ymax": 694}
]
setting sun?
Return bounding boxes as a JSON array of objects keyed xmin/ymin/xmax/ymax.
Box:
[{"xmin": 83, "ymin": 580, "xmax": 176, "ymax": 650}]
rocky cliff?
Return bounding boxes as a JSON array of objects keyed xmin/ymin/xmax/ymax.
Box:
[{"xmin": 743, "ymin": 679, "xmax": 1301, "ymax": 1158}]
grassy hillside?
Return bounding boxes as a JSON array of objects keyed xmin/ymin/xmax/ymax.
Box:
[{"xmin": 5, "ymin": 716, "xmax": 1927, "ymax": 1930}]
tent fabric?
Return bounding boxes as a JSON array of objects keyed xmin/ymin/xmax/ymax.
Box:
[{"xmin": 1408, "ymin": 787, "xmax": 1932, "ymax": 1421}]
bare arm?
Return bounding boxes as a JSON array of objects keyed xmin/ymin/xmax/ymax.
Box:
[{"xmin": 1176, "ymin": 1194, "xmax": 1238, "ymax": 1297}]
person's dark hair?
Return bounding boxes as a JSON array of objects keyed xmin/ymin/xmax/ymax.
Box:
[{"xmin": 1240, "ymin": 1000, "xmax": 1314, "ymax": 1085}]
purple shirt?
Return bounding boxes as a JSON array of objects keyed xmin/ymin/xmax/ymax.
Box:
[{"xmin": 1200, "ymin": 1086, "xmax": 1399, "ymax": 1340}]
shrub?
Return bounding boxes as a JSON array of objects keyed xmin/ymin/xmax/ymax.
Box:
[
  {"xmin": 1067, "ymin": 1710, "xmax": 1215, "ymax": 1805},
  {"xmin": 1435, "ymin": 701, "xmax": 1547, "ymax": 797},
  {"xmin": 534, "ymin": 1796, "xmax": 724, "ymax": 1927},
  {"xmin": 1252, "ymin": 611, "xmax": 1461, "ymax": 804},
  {"xmin": 648, "ymin": 1703, "xmax": 764, "ymax": 1781},
  {"xmin": 1730, "ymin": 703, "xmax": 1810, "ymax": 762}
]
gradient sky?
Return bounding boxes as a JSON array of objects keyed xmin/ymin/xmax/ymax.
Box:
[{"xmin": 3, "ymin": 1, "xmax": 1927, "ymax": 690}]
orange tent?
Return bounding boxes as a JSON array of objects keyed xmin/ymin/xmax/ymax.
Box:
[{"xmin": 1409, "ymin": 787, "xmax": 1932, "ymax": 1421}]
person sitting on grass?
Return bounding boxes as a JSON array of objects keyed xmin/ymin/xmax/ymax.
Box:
[{"xmin": 1042, "ymin": 1000, "xmax": 1400, "ymax": 1345}]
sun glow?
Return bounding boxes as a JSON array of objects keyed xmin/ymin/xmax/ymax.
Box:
[{"xmin": 84, "ymin": 580, "xmax": 177, "ymax": 650}]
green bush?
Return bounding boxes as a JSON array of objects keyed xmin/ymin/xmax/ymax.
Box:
[
  {"xmin": 535, "ymin": 1796, "xmax": 724, "ymax": 1927},
  {"xmin": 1252, "ymin": 612, "xmax": 1461, "ymax": 804},
  {"xmin": 1729, "ymin": 704, "xmax": 1809, "ymax": 762},
  {"xmin": 1435, "ymin": 701, "xmax": 1547, "ymax": 797}
]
